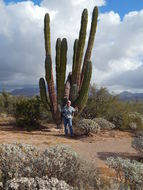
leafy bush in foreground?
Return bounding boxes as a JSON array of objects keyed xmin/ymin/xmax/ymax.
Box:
[
  {"xmin": 107, "ymin": 157, "xmax": 143, "ymax": 189},
  {"xmin": 5, "ymin": 177, "xmax": 73, "ymax": 190},
  {"xmin": 0, "ymin": 143, "xmax": 99, "ymax": 189}
]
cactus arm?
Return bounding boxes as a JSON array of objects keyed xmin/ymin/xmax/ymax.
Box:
[
  {"xmin": 72, "ymin": 9, "xmax": 88, "ymax": 88},
  {"xmin": 73, "ymin": 61, "xmax": 92, "ymax": 110},
  {"xmin": 45, "ymin": 54, "xmax": 57, "ymax": 117},
  {"xmin": 39, "ymin": 78, "xmax": 51, "ymax": 110},
  {"xmin": 80, "ymin": 6, "xmax": 98, "ymax": 89},
  {"xmin": 44, "ymin": 13, "xmax": 51, "ymax": 55},
  {"xmin": 44, "ymin": 13, "xmax": 57, "ymax": 120},
  {"xmin": 55, "ymin": 38, "xmax": 61, "ymax": 98},
  {"xmin": 70, "ymin": 84, "xmax": 79, "ymax": 103},
  {"xmin": 71, "ymin": 39, "xmax": 78, "ymax": 84},
  {"xmin": 57, "ymin": 38, "xmax": 68, "ymax": 106},
  {"xmin": 63, "ymin": 81, "xmax": 70, "ymax": 105}
]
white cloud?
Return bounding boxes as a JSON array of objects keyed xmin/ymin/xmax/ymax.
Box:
[
  {"xmin": 92, "ymin": 9, "xmax": 143, "ymax": 92},
  {"xmin": 0, "ymin": 0, "xmax": 143, "ymax": 93}
]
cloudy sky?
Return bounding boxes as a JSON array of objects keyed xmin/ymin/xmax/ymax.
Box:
[{"xmin": 0, "ymin": 0, "xmax": 143, "ymax": 92}]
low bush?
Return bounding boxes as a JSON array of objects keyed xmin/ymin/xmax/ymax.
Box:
[
  {"xmin": 0, "ymin": 90, "xmax": 17, "ymax": 115},
  {"xmin": 132, "ymin": 131, "xmax": 143, "ymax": 155},
  {"xmin": 74, "ymin": 119, "xmax": 100, "ymax": 135},
  {"xmin": 14, "ymin": 97, "xmax": 41, "ymax": 129},
  {"xmin": 0, "ymin": 143, "xmax": 99, "ymax": 189},
  {"xmin": 5, "ymin": 177, "xmax": 73, "ymax": 190},
  {"xmin": 107, "ymin": 157, "xmax": 143, "ymax": 189},
  {"xmin": 128, "ymin": 112, "xmax": 143, "ymax": 130},
  {"xmin": 93, "ymin": 118, "xmax": 116, "ymax": 130}
]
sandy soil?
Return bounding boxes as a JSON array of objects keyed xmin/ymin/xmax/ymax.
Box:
[{"xmin": 0, "ymin": 117, "xmax": 140, "ymax": 177}]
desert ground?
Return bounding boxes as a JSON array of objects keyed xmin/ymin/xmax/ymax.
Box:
[{"xmin": 0, "ymin": 116, "xmax": 140, "ymax": 178}]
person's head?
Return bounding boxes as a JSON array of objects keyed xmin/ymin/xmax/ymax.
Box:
[{"xmin": 67, "ymin": 100, "xmax": 71, "ymax": 107}]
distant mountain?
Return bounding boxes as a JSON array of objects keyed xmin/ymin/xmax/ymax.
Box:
[
  {"xmin": 11, "ymin": 88, "xmax": 40, "ymax": 97},
  {"xmin": 119, "ymin": 91, "xmax": 143, "ymax": 101}
]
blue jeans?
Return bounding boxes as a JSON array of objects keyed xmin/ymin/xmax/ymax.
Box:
[{"xmin": 63, "ymin": 117, "xmax": 73, "ymax": 136}]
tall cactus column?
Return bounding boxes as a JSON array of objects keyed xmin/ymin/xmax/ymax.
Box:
[
  {"xmin": 71, "ymin": 9, "xmax": 88, "ymax": 89},
  {"xmin": 80, "ymin": 6, "xmax": 98, "ymax": 89},
  {"xmin": 39, "ymin": 13, "xmax": 58, "ymax": 122},
  {"xmin": 70, "ymin": 6, "xmax": 98, "ymax": 111}
]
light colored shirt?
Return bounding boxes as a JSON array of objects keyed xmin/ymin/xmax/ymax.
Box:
[{"xmin": 61, "ymin": 105, "xmax": 75, "ymax": 119}]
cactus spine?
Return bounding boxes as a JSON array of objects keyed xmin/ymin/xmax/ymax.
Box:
[{"xmin": 39, "ymin": 7, "xmax": 98, "ymax": 125}]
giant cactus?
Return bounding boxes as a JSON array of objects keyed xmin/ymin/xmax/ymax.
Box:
[{"xmin": 39, "ymin": 7, "xmax": 98, "ymax": 126}]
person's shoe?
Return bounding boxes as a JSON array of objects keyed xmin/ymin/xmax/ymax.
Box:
[{"xmin": 70, "ymin": 134, "xmax": 74, "ymax": 138}]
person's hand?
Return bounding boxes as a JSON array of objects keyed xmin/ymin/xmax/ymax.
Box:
[
  {"xmin": 75, "ymin": 107, "xmax": 78, "ymax": 111},
  {"xmin": 58, "ymin": 104, "xmax": 61, "ymax": 112}
]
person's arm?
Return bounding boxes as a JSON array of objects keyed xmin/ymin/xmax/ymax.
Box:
[
  {"xmin": 75, "ymin": 107, "xmax": 78, "ymax": 112},
  {"xmin": 72, "ymin": 106, "xmax": 78, "ymax": 112}
]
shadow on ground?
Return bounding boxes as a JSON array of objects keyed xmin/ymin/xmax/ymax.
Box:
[{"xmin": 97, "ymin": 151, "xmax": 141, "ymax": 161}]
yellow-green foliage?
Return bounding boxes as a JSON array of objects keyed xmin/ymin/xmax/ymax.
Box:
[
  {"xmin": 15, "ymin": 97, "xmax": 41, "ymax": 128},
  {"xmin": 82, "ymin": 85, "xmax": 143, "ymax": 130},
  {"xmin": 0, "ymin": 90, "xmax": 17, "ymax": 114}
]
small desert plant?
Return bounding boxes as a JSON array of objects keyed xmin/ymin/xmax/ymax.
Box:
[
  {"xmin": 5, "ymin": 177, "xmax": 73, "ymax": 190},
  {"xmin": 75, "ymin": 119, "xmax": 100, "ymax": 135},
  {"xmin": 14, "ymin": 97, "xmax": 41, "ymax": 129},
  {"xmin": 93, "ymin": 118, "xmax": 116, "ymax": 130},
  {"xmin": 0, "ymin": 90, "xmax": 17, "ymax": 115},
  {"xmin": 128, "ymin": 112, "xmax": 143, "ymax": 130},
  {"xmin": 132, "ymin": 131, "xmax": 143, "ymax": 155},
  {"xmin": 107, "ymin": 157, "xmax": 143, "ymax": 189}
]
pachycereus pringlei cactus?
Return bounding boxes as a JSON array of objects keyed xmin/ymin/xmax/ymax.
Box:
[{"xmin": 39, "ymin": 7, "xmax": 98, "ymax": 127}]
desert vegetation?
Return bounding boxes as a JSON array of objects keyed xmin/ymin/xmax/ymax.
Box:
[
  {"xmin": 0, "ymin": 85, "xmax": 143, "ymax": 189},
  {"xmin": 0, "ymin": 4, "xmax": 143, "ymax": 190}
]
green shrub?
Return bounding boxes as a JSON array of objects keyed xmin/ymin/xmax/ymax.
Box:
[
  {"xmin": 128, "ymin": 112, "xmax": 143, "ymax": 130},
  {"xmin": 0, "ymin": 90, "xmax": 17, "ymax": 115},
  {"xmin": 81, "ymin": 85, "xmax": 130, "ymax": 129},
  {"xmin": 15, "ymin": 97, "xmax": 41, "ymax": 129},
  {"xmin": 81, "ymin": 85, "xmax": 143, "ymax": 130}
]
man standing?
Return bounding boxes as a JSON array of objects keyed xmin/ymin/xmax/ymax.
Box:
[{"xmin": 61, "ymin": 100, "xmax": 78, "ymax": 137}]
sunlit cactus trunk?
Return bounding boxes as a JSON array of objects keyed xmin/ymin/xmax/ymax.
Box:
[{"xmin": 39, "ymin": 7, "xmax": 98, "ymax": 126}]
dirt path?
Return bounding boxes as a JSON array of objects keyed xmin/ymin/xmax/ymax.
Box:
[{"xmin": 0, "ymin": 117, "xmax": 139, "ymax": 175}]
